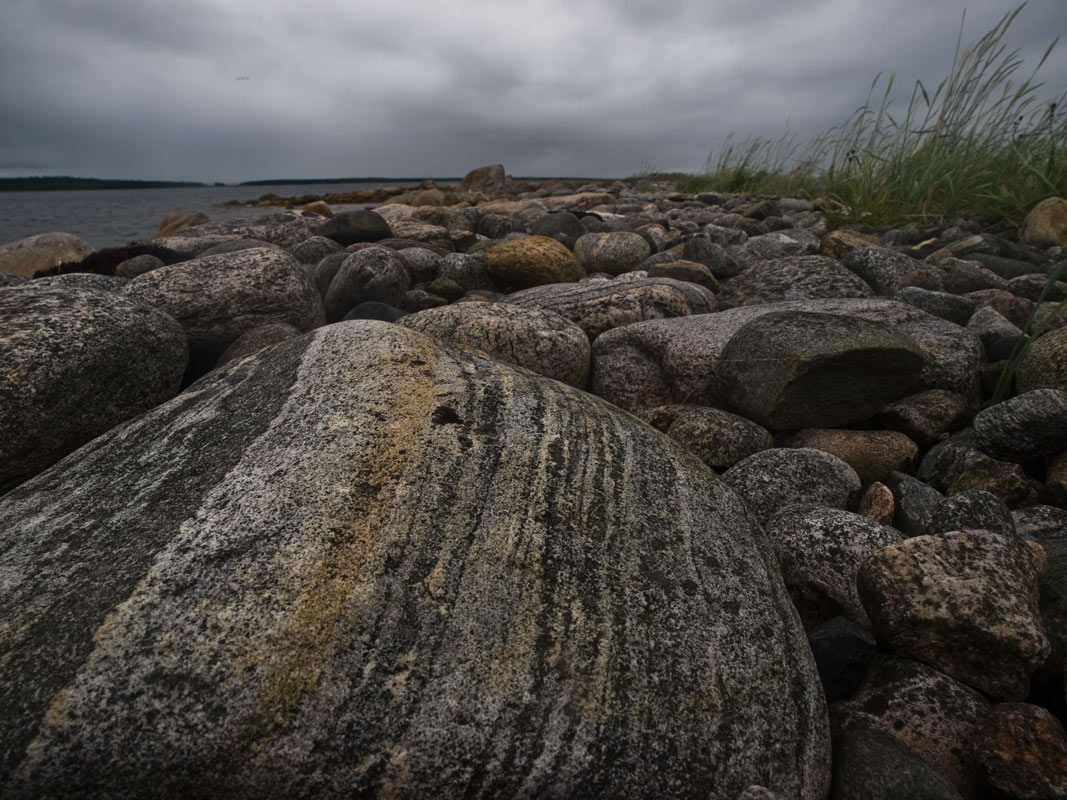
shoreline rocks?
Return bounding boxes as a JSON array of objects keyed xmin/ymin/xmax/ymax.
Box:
[{"xmin": 2, "ymin": 176, "xmax": 1066, "ymax": 798}]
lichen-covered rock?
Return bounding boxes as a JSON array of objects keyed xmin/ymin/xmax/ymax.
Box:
[
  {"xmin": 831, "ymin": 727, "xmax": 963, "ymax": 800},
  {"xmin": 121, "ymin": 246, "xmax": 324, "ymax": 366},
  {"xmin": 920, "ymin": 490, "xmax": 1016, "ymax": 538},
  {"xmin": 0, "ymin": 286, "xmax": 187, "ymax": 495},
  {"xmin": 642, "ymin": 405, "xmax": 773, "ymax": 471},
  {"xmin": 323, "ymin": 246, "xmax": 411, "ymax": 321},
  {"xmin": 1021, "ymin": 197, "xmax": 1067, "ymax": 247},
  {"xmin": 857, "ymin": 530, "xmax": 1049, "ymax": 700},
  {"xmin": 1016, "ymin": 327, "xmax": 1067, "ymax": 393},
  {"xmin": 0, "ymin": 322, "xmax": 830, "ymax": 799},
  {"xmin": 720, "ymin": 448, "xmax": 862, "ymax": 526},
  {"xmin": 717, "ymin": 255, "xmax": 874, "ymax": 309},
  {"xmin": 830, "ymin": 656, "xmax": 992, "ymax": 800},
  {"xmin": 766, "ymin": 505, "xmax": 903, "ymax": 629},
  {"xmin": 592, "ymin": 299, "xmax": 980, "ymax": 413},
  {"xmin": 317, "ymin": 209, "xmax": 393, "ymax": 245},
  {"xmin": 718, "ymin": 311, "xmax": 924, "ymax": 429},
  {"xmin": 487, "ymin": 235, "xmax": 584, "ymax": 290},
  {"xmin": 782, "ymin": 429, "xmax": 919, "ymax": 483},
  {"xmin": 971, "ymin": 389, "xmax": 1067, "ymax": 463},
  {"xmin": 397, "ymin": 302, "xmax": 590, "ymax": 387},
  {"xmin": 506, "ymin": 277, "xmax": 716, "ymax": 339},
  {"xmin": 0, "ymin": 231, "xmax": 94, "ymax": 278},
  {"xmin": 973, "ymin": 703, "xmax": 1067, "ymax": 799}
]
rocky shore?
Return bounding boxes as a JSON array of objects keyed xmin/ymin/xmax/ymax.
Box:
[{"xmin": 1, "ymin": 165, "xmax": 1066, "ymax": 798}]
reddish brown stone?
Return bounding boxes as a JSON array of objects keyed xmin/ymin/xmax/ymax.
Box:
[
  {"xmin": 974, "ymin": 703, "xmax": 1067, "ymax": 799},
  {"xmin": 859, "ymin": 482, "xmax": 895, "ymax": 527}
]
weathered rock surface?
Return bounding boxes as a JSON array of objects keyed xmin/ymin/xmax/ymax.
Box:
[
  {"xmin": 152, "ymin": 212, "xmax": 324, "ymax": 257},
  {"xmin": 857, "ymin": 530, "xmax": 1049, "ymax": 700},
  {"xmin": 920, "ymin": 490, "xmax": 1016, "ymax": 538},
  {"xmin": 121, "ymin": 246, "xmax": 324, "ymax": 366},
  {"xmin": 973, "ymin": 703, "xmax": 1067, "ymax": 800},
  {"xmin": 0, "ymin": 286, "xmax": 187, "ymax": 495},
  {"xmin": 643, "ymin": 405, "xmax": 773, "ymax": 472},
  {"xmin": 717, "ymin": 255, "xmax": 874, "ymax": 309},
  {"xmin": 486, "ymin": 235, "xmax": 584, "ymax": 290},
  {"xmin": 720, "ymin": 448, "xmax": 861, "ymax": 526},
  {"xmin": 592, "ymin": 299, "xmax": 980, "ymax": 413},
  {"xmin": 766, "ymin": 505, "xmax": 903, "ymax": 629},
  {"xmin": 397, "ymin": 302, "xmax": 591, "ymax": 387},
  {"xmin": 842, "ymin": 247, "xmax": 941, "ymax": 296},
  {"xmin": 0, "ymin": 231, "xmax": 94, "ymax": 278},
  {"xmin": 574, "ymin": 232, "xmax": 653, "ymax": 275},
  {"xmin": 782, "ymin": 429, "xmax": 919, "ymax": 483},
  {"xmin": 917, "ymin": 434, "xmax": 1034, "ymax": 506},
  {"xmin": 1021, "ymin": 196, "xmax": 1067, "ymax": 247},
  {"xmin": 830, "ymin": 656, "xmax": 992, "ymax": 800},
  {"xmin": 718, "ymin": 311, "xmax": 924, "ymax": 429},
  {"xmin": 323, "ymin": 246, "xmax": 411, "ymax": 321},
  {"xmin": 831, "ymin": 727, "xmax": 963, "ymax": 800},
  {"xmin": 506, "ymin": 277, "xmax": 716, "ymax": 339},
  {"xmin": 1016, "ymin": 327, "xmax": 1067, "ymax": 393},
  {"xmin": 0, "ymin": 322, "xmax": 830, "ymax": 799}
]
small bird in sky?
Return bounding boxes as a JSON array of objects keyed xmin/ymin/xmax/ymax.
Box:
[{"xmin": 235, "ymin": 76, "xmax": 251, "ymax": 81}]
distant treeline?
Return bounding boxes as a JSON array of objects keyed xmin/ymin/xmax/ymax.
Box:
[
  {"xmin": 0, "ymin": 176, "xmax": 207, "ymax": 192},
  {"xmin": 238, "ymin": 177, "xmax": 460, "ymax": 186}
]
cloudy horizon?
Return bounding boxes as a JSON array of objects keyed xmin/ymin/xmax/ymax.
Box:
[{"xmin": 2, "ymin": 0, "xmax": 1065, "ymax": 184}]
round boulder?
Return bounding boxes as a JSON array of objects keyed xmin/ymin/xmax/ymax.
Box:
[
  {"xmin": 323, "ymin": 246, "xmax": 411, "ymax": 322},
  {"xmin": 573, "ymin": 232, "xmax": 652, "ymax": 275},
  {"xmin": 317, "ymin": 209, "xmax": 394, "ymax": 246},
  {"xmin": 486, "ymin": 235, "xmax": 584, "ymax": 290}
]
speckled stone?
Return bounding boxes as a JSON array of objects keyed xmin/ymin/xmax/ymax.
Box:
[
  {"xmin": 717, "ymin": 255, "xmax": 874, "ymax": 309},
  {"xmin": 323, "ymin": 246, "xmax": 411, "ymax": 321},
  {"xmin": 27, "ymin": 273, "xmax": 128, "ymax": 292},
  {"xmin": 917, "ymin": 434, "xmax": 1035, "ymax": 506},
  {"xmin": 973, "ymin": 703, "xmax": 1067, "ymax": 799},
  {"xmin": 892, "ymin": 286, "xmax": 976, "ymax": 325},
  {"xmin": 782, "ymin": 429, "xmax": 919, "ymax": 483},
  {"xmin": 0, "ymin": 231, "xmax": 94, "ymax": 278},
  {"xmin": 1013, "ymin": 504, "xmax": 1067, "ymax": 542},
  {"xmin": 858, "ymin": 482, "xmax": 895, "ymax": 527},
  {"xmin": 642, "ymin": 404, "xmax": 773, "ymax": 471},
  {"xmin": 506, "ymin": 277, "xmax": 716, "ymax": 339},
  {"xmin": 875, "ymin": 389, "xmax": 975, "ymax": 449},
  {"xmin": 883, "ymin": 471, "xmax": 944, "ymax": 538},
  {"xmin": 397, "ymin": 302, "xmax": 590, "ymax": 387},
  {"xmin": 154, "ymin": 211, "xmax": 326, "ymax": 257},
  {"xmin": 487, "ymin": 235, "xmax": 584, "ymax": 290},
  {"xmin": 920, "ymin": 490, "xmax": 1016, "ymax": 537},
  {"xmin": 1016, "ymin": 327, "xmax": 1067, "ymax": 393},
  {"xmin": 857, "ymin": 530, "xmax": 1049, "ymax": 700},
  {"xmin": 573, "ymin": 232, "xmax": 652, "ymax": 275},
  {"xmin": 831, "ymin": 727, "xmax": 963, "ymax": 800},
  {"xmin": 289, "ymin": 235, "xmax": 343, "ymax": 265},
  {"xmin": 121, "ymin": 246, "xmax": 324, "ymax": 364},
  {"xmin": 766, "ymin": 505, "xmax": 903, "ymax": 629},
  {"xmin": 0, "ymin": 285, "xmax": 188, "ymax": 495},
  {"xmin": 591, "ymin": 299, "xmax": 981, "ymax": 413},
  {"xmin": 0, "ymin": 322, "xmax": 830, "ymax": 799},
  {"xmin": 830, "ymin": 656, "xmax": 992, "ymax": 800},
  {"xmin": 972, "ymin": 389, "xmax": 1067, "ymax": 463},
  {"xmin": 720, "ymin": 448, "xmax": 862, "ymax": 526},
  {"xmin": 843, "ymin": 247, "xmax": 943, "ymax": 296}
]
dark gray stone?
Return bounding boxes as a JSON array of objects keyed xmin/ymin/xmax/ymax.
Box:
[
  {"xmin": 884, "ymin": 471, "xmax": 944, "ymax": 538},
  {"xmin": 807, "ymin": 617, "xmax": 876, "ymax": 703},
  {"xmin": 530, "ymin": 211, "xmax": 586, "ymax": 240},
  {"xmin": 920, "ymin": 490, "xmax": 1016, "ymax": 537},
  {"xmin": 115, "ymin": 254, "xmax": 165, "ymax": 279},
  {"xmin": 892, "ymin": 286, "xmax": 976, "ymax": 325},
  {"xmin": 341, "ymin": 301, "xmax": 407, "ymax": 323},
  {"xmin": 831, "ymin": 727, "xmax": 963, "ymax": 800},
  {"xmin": 642, "ymin": 404, "xmax": 772, "ymax": 471},
  {"xmin": 966, "ymin": 306, "xmax": 1023, "ymax": 361},
  {"xmin": 1013, "ymin": 504, "xmax": 1067, "ymax": 542},
  {"xmin": 972, "ymin": 389, "xmax": 1067, "ymax": 462},
  {"xmin": 323, "ymin": 246, "xmax": 411, "ymax": 322},
  {"xmin": 682, "ymin": 237, "xmax": 743, "ymax": 278},
  {"xmin": 288, "ymin": 235, "xmax": 342, "ymax": 265}
]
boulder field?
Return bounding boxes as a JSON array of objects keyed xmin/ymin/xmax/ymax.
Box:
[{"xmin": 1, "ymin": 172, "xmax": 1066, "ymax": 798}]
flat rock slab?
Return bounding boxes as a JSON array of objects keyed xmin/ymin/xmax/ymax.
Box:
[
  {"xmin": 151, "ymin": 211, "xmax": 325, "ymax": 257},
  {"xmin": 0, "ymin": 322, "xmax": 829, "ymax": 799},
  {"xmin": 592, "ymin": 298, "xmax": 981, "ymax": 413},
  {"xmin": 0, "ymin": 285, "xmax": 188, "ymax": 495}
]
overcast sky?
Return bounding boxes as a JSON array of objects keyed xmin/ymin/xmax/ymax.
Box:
[{"xmin": 1, "ymin": 0, "xmax": 1065, "ymax": 183}]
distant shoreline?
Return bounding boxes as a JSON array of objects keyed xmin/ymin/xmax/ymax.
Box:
[{"xmin": 0, "ymin": 175, "xmax": 614, "ymax": 192}]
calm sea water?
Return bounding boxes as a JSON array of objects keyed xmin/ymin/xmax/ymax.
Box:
[{"xmin": 0, "ymin": 182, "xmax": 425, "ymax": 250}]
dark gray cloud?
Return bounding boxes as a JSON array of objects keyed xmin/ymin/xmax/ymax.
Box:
[{"xmin": 1, "ymin": 0, "xmax": 1063, "ymax": 181}]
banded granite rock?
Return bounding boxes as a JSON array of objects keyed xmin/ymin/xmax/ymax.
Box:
[
  {"xmin": 857, "ymin": 530, "xmax": 1049, "ymax": 700},
  {"xmin": 486, "ymin": 235, "xmax": 584, "ymax": 290},
  {"xmin": 505, "ymin": 277, "xmax": 716, "ymax": 339},
  {"xmin": 397, "ymin": 302, "xmax": 590, "ymax": 387},
  {"xmin": 765, "ymin": 505, "xmax": 903, "ymax": 629},
  {"xmin": 0, "ymin": 322, "xmax": 829, "ymax": 799},
  {"xmin": 0, "ymin": 285, "xmax": 187, "ymax": 495},
  {"xmin": 592, "ymin": 299, "xmax": 981, "ymax": 413},
  {"xmin": 121, "ymin": 246, "xmax": 324, "ymax": 367},
  {"xmin": 323, "ymin": 246, "xmax": 410, "ymax": 321},
  {"xmin": 720, "ymin": 448, "xmax": 861, "ymax": 526},
  {"xmin": 717, "ymin": 311, "xmax": 924, "ymax": 429},
  {"xmin": 0, "ymin": 231, "xmax": 94, "ymax": 278},
  {"xmin": 831, "ymin": 656, "xmax": 992, "ymax": 800},
  {"xmin": 717, "ymin": 255, "xmax": 874, "ymax": 309}
]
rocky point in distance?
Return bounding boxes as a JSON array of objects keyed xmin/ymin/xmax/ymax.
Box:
[{"xmin": 1, "ymin": 163, "xmax": 1066, "ymax": 799}]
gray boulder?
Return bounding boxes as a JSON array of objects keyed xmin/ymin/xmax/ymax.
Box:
[
  {"xmin": 920, "ymin": 490, "xmax": 1016, "ymax": 538},
  {"xmin": 397, "ymin": 302, "xmax": 591, "ymax": 387},
  {"xmin": 892, "ymin": 286, "xmax": 976, "ymax": 325},
  {"xmin": 323, "ymin": 246, "xmax": 410, "ymax": 321},
  {"xmin": 0, "ymin": 231, "xmax": 94, "ymax": 278},
  {"xmin": 317, "ymin": 209, "xmax": 393, "ymax": 246},
  {"xmin": 718, "ymin": 311, "xmax": 923, "ymax": 429},
  {"xmin": 121, "ymin": 246, "xmax": 324, "ymax": 365},
  {"xmin": 288, "ymin": 235, "xmax": 343, "ymax": 265},
  {"xmin": 643, "ymin": 405, "xmax": 773, "ymax": 471},
  {"xmin": 971, "ymin": 389, "xmax": 1067, "ymax": 462},
  {"xmin": 506, "ymin": 276, "xmax": 716, "ymax": 339},
  {"xmin": 842, "ymin": 247, "xmax": 942, "ymax": 295},
  {"xmin": 717, "ymin": 255, "xmax": 874, "ymax": 309},
  {"xmin": 573, "ymin": 232, "xmax": 652, "ymax": 275},
  {"xmin": 0, "ymin": 286, "xmax": 187, "ymax": 495},
  {"xmin": 0, "ymin": 322, "xmax": 829, "ymax": 799}
]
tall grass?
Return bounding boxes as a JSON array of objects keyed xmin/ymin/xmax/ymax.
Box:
[{"xmin": 681, "ymin": 4, "xmax": 1067, "ymax": 224}]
